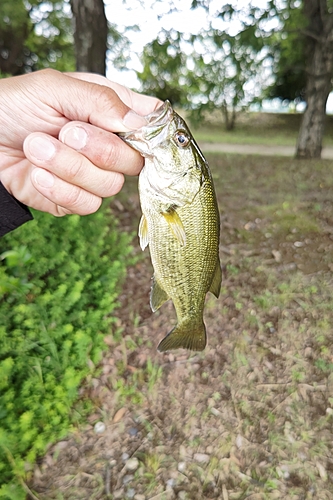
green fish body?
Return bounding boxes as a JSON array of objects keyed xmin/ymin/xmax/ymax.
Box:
[{"xmin": 119, "ymin": 101, "xmax": 221, "ymax": 351}]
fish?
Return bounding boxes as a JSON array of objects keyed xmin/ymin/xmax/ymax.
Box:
[{"xmin": 118, "ymin": 100, "xmax": 221, "ymax": 352}]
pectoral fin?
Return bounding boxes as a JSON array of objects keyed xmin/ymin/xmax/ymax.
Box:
[
  {"xmin": 150, "ymin": 276, "xmax": 169, "ymax": 312},
  {"xmin": 209, "ymin": 258, "xmax": 222, "ymax": 298},
  {"xmin": 162, "ymin": 207, "xmax": 186, "ymax": 246},
  {"xmin": 138, "ymin": 214, "xmax": 149, "ymax": 251}
]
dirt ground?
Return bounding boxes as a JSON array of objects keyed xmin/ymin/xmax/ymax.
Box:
[{"xmin": 30, "ymin": 151, "xmax": 333, "ymax": 500}]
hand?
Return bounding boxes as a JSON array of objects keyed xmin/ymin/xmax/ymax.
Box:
[{"xmin": 0, "ymin": 69, "xmax": 162, "ymax": 216}]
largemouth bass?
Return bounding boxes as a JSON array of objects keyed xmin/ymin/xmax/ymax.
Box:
[{"xmin": 119, "ymin": 101, "xmax": 221, "ymax": 351}]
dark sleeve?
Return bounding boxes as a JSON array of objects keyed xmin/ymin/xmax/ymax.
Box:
[{"xmin": 0, "ymin": 182, "xmax": 33, "ymax": 237}]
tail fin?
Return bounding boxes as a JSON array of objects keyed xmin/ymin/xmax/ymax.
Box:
[{"xmin": 157, "ymin": 321, "xmax": 206, "ymax": 352}]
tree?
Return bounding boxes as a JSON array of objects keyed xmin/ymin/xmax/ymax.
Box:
[
  {"xmin": 295, "ymin": 0, "xmax": 333, "ymax": 158},
  {"xmin": 0, "ymin": 0, "xmax": 129, "ymax": 79},
  {"xmin": 266, "ymin": 0, "xmax": 333, "ymax": 158},
  {"xmin": 186, "ymin": 25, "xmax": 267, "ymax": 130},
  {"xmin": 69, "ymin": 0, "xmax": 131, "ymax": 75},
  {"xmin": 0, "ymin": 0, "xmax": 75, "ymax": 76},
  {"xmin": 70, "ymin": 0, "xmax": 107, "ymax": 74},
  {"xmin": 137, "ymin": 26, "xmax": 266, "ymax": 130},
  {"xmin": 191, "ymin": 0, "xmax": 333, "ymax": 158},
  {"xmin": 266, "ymin": 5, "xmax": 307, "ymax": 104},
  {"xmin": 137, "ymin": 32, "xmax": 186, "ymax": 106},
  {"xmin": 143, "ymin": 0, "xmax": 332, "ymax": 157}
]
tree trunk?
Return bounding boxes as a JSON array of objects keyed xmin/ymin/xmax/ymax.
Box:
[
  {"xmin": 296, "ymin": 0, "xmax": 333, "ymax": 159},
  {"xmin": 222, "ymin": 101, "xmax": 236, "ymax": 131},
  {"xmin": 295, "ymin": 48, "xmax": 332, "ymax": 158},
  {"xmin": 70, "ymin": 0, "xmax": 108, "ymax": 75}
]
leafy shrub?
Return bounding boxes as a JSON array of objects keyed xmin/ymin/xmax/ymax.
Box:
[{"xmin": 0, "ymin": 204, "xmax": 133, "ymax": 498}]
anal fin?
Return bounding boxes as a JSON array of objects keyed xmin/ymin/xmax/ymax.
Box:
[{"xmin": 150, "ymin": 276, "xmax": 169, "ymax": 312}]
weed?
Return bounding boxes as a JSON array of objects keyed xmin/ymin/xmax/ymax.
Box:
[
  {"xmin": 0, "ymin": 204, "xmax": 133, "ymax": 495},
  {"xmin": 145, "ymin": 359, "xmax": 162, "ymax": 393}
]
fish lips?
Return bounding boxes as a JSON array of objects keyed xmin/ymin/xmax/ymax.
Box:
[
  {"xmin": 118, "ymin": 129, "xmax": 152, "ymax": 157},
  {"xmin": 117, "ymin": 100, "xmax": 173, "ymax": 157}
]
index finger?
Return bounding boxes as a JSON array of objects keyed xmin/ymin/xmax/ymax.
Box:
[
  {"xmin": 66, "ymin": 73, "xmax": 163, "ymax": 116},
  {"xmin": 59, "ymin": 122, "xmax": 144, "ymax": 176}
]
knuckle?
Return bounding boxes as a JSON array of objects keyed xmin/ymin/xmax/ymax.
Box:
[
  {"xmin": 65, "ymin": 157, "xmax": 84, "ymax": 182},
  {"xmin": 61, "ymin": 185, "xmax": 82, "ymax": 208},
  {"xmin": 81, "ymin": 196, "xmax": 102, "ymax": 215},
  {"xmin": 102, "ymin": 136, "xmax": 121, "ymax": 168},
  {"xmin": 105, "ymin": 173, "xmax": 124, "ymax": 196},
  {"xmin": 61, "ymin": 185, "xmax": 101, "ymax": 214},
  {"xmin": 98, "ymin": 135, "xmax": 143, "ymax": 175},
  {"xmin": 92, "ymin": 86, "xmax": 118, "ymax": 114},
  {"xmin": 37, "ymin": 68, "xmax": 61, "ymax": 85},
  {"xmin": 39, "ymin": 68, "xmax": 58, "ymax": 78}
]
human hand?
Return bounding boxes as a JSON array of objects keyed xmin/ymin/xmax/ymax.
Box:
[{"xmin": 0, "ymin": 69, "xmax": 162, "ymax": 216}]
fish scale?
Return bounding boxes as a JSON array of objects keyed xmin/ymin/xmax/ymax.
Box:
[{"xmin": 118, "ymin": 101, "xmax": 221, "ymax": 351}]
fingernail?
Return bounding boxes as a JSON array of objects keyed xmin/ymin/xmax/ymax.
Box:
[
  {"xmin": 61, "ymin": 126, "xmax": 87, "ymax": 150},
  {"xmin": 123, "ymin": 110, "xmax": 147, "ymax": 130},
  {"xmin": 28, "ymin": 136, "xmax": 56, "ymax": 161},
  {"xmin": 33, "ymin": 168, "xmax": 55, "ymax": 188}
]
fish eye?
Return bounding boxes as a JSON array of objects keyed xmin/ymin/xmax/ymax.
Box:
[{"xmin": 174, "ymin": 131, "xmax": 190, "ymax": 148}]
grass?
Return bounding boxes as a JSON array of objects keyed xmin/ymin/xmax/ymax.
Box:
[
  {"xmin": 194, "ymin": 150, "xmax": 333, "ymax": 498},
  {"xmin": 190, "ymin": 110, "xmax": 333, "ymax": 147},
  {"xmin": 27, "ymin": 114, "xmax": 333, "ymax": 499}
]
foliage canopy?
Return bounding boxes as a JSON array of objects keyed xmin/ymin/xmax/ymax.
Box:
[
  {"xmin": 136, "ymin": 0, "xmax": 333, "ymax": 157},
  {"xmin": 0, "ymin": 0, "xmax": 75, "ymax": 76}
]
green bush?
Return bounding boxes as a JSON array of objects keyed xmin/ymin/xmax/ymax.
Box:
[{"xmin": 0, "ymin": 204, "xmax": 133, "ymax": 498}]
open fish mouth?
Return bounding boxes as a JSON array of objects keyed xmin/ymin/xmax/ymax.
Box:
[{"xmin": 118, "ymin": 101, "xmax": 173, "ymax": 156}]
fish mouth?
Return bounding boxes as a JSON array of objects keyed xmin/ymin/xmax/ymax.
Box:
[
  {"xmin": 145, "ymin": 100, "xmax": 172, "ymax": 126},
  {"xmin": 117, "ymin": 100, "xmax": 173, "ymax": 156}
]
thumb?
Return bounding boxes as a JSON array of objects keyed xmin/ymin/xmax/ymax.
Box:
[{"xmin": 41, "ymin": 70, "xmax": 147, "ymax": 132}]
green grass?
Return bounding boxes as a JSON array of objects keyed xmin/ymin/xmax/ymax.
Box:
[{"xmin": 190, "ymin": 110, "xmax": 333, "ymax": 147}]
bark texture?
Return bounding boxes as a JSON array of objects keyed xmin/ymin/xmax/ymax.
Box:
[
  {"xmin": 296, "ymin": 0, "xmax": 333, "ymax": 158},
  {"xmin": 222, "ymin": 102, "xmax": 236, "ymax": 131},
  {"xmin": 70, "ymin": 0, "xmax": 108, "ymax": 75}
]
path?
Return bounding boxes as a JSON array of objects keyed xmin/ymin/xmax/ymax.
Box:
[{"xmin": 200, "ymin": 142, "xmax": 333, "ymax": 159}]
